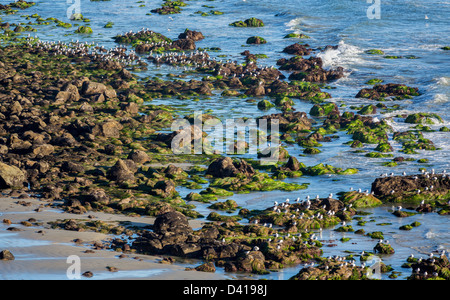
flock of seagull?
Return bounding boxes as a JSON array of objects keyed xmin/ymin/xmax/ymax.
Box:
[
  {"xmin": 239, "ymin": 167, "xmax": 450, "ymax": 277},
  {"xmin": 381, "ymin": 169, "xmax": 448, "ymax": 197},
  {"xmin": 23, "ymin": 36, "xmax": 143, "ymax": 67}
]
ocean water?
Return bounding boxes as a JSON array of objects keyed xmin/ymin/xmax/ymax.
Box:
[{"xmin": 0, "ymin": 0, "xmax": 449, "ymax": 280}]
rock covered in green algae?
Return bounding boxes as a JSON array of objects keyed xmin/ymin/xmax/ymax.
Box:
[
  {"xmin": 206, "ymin": 157, "xmax": 256, "ymax": 179},
  {"xmin": 206, "ymin": 212, "xmax": 242, "ymax": 222},
  {"xmin": 374, "ymin": 142, "xmax": 393, "ymax": 153},
  {"xmin": 309, "ymin": 102, "xmax": 339, "ymax": 117},
  {"xmin": 281, "ymin": 55, "xmax": 344, "ymax": 82},
  {"xmin": 7, "ymin": 0, "xmax": 35, "ymax": 10},
  {"xmin": 365, "ymin": 49, "xmax": 385, "ymax": 55},
  {"xmin": 208, "ymin": 199, "xmax": 239, "ymax": 211},
  {"xmin": 284, "ymin": 33, "xmax": 310, "ymax": 39},
  {"xmin": 393, "ymin": 130, "xmax": 437, "ymax": 154},
  {"xmin": 209, "ymin": 172, "xmax": 309, "ymax": 192},
  {"xmin": 246, "ymin": 36, "xmax": 267, "ymax": 44},
  {"xmin": 113, "ymin": 29, "xmax": 172, "ymax": 46},
  {"xmin": 356, "ymin": 83, "xmax": 420, "ymax": 100},
  {"xmin": 257, "ymin": 99, "xmax": 275, "ymax": 110},
  {"xmin": 150, "ymin": 1, "xmax": 187, "ymax": 15},
  {"xmin": 338, "ymin": 191, "xmax": 382, "ymax": 208},
  {"xmin": 399, "ymin": 221, "xmax": 421, "ymax": 230},
  {"xmin": 372, "ymin": 173, "xmax": 450, "ymax": 204},
  {"xmin": 373, "ymin": 241, "xmax": 395, "ymax": 254},
  {"xmin": 358, "ymin": 104, "xmax": 377, "ymax": 115},
  {"xmin": 407, "ymin": 252, "xmax": 450, "ymax": 280},
  {"xmin": 74, "ymin": 26, "xmax": 93, "ymax": 34},
  {"xmin": 290, "ymin": 258, "xmax": 370, "ymax": 280},
  {"xmin": 366, "ymin": 78, "xmax": 384, "ymax": 85},
  {"xmin": 257, "ymin": 111, "xmax": 313, "ymax": 133},
  {"xmin": 300, "ymin": 163, "xmax": 358, "ymax": 176},
  {"xmin": 248, "ymin": 197, "xmax": 354, "ymax": 231},
  {"xmin": 229, "ymin": 17, "xmax": 265, "ymax": 27},
  {"xmin": 405, "ymin": 113, "xmax": 443, "ymax": 125},
  {"xmin": 133, "ymin": 218, "xmax": 323, "ymax": 274}
]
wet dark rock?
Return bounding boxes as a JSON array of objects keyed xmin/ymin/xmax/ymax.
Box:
[
  {"xmin": 373, "ymin": 241, "xmax": 395, "ymax": 254},
  {"xmin": 82, "ymin": 271, "xmax": 93, "ymax": 278},
  {"xmin": 155, "ymin": 125, "xmax": 203, "ymax": 149},
  {"xmin": 282, "ymin": 43, "xmax": 311, "ymax": 56},
  {"xmin": 63, "ymin": 219, "xmax": 80, "ymax": 231},
  {"xmin": 106, "ymin": 159, "xmax": 135, "ymax": 183},
  {"xmin": 416, "ymin": 203, "xmax": 433, "ymax": 213},
  {"xmin": 235, "ymin": 250, "xmax": 266, "ymax": 274},
  {"xmin": 171, "ymin": 38, "xmax": 196, "ymax": 51},
  {"xmin": 55, "ymin": 83, "xmax": 80, "ymax": 103},
  {"xmin": 356, "ymin": 83, "xmax": 419, "ymax": 100},
  {"xmin": 178, "ymin": 29, "xmax": 204, "ymax": 42},
  {"xmin": 407, "ymin": 253, "xmax": 450, "ymax": 280},
  {"xmin": 285, "ymin": 156, "xmax": 301, "ymax": 171},
  {"xmin": 290, "ymin": 260, "xmax": 368, "ymax": 280},
  {"xmin": 206, "ymin": 157, "xmax": 255, "ymax": 178},
  {"xmin": 246, "ymin": 36, "xmax": 267, "ymax": 45},
  {"xmin": 151, "ymin": 179, "xmax": 177, "ymax": 198},
  {"xmin": 0, "ymin": 250, "xmax": 15, "ymax": 261},
  {"xmin": 371, "ymin": 173, "xmax": 450, "ymax": 203},
  {"xmin": 61, "ymin": 161, "xmax": 84, "ymax": 174},
  {"xmin": 229, "ymin": 17, "xmax": 265, "ymax": 27},
  {"xmin": 195, "ymin": 261, "xmax": 216, "ymax": 272},
  {"xmin": 80, "ymin": 81, "xmax": 108, "ymax": 96},
  {"xmin": 289, "ymin": 67, "xmax": 344, "ymax": 83},
  {"xmin": 258, "ymin": 111, "xmax": 313, "ymax": 132},
  {"xmin": 92, "ymin": 120, "xmax": 123, "ymax": 138},
  {"xmin": 277, "ymin": 56, "xmax": 322, "ymax": 72},
  {"xmin": 82, "ymin": 188, "xmax": 110, "ymax": 205}
]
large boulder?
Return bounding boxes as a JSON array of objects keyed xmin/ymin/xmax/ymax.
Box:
[
  {"xmin": 55, "ymin": 83, "xmax": 80, "ymax": 103},
  {"xmin": 32, "ymin": 144, "xmax": 55, "ymax": 159},
  {"xmin": 92, "ymin": 120, "xmax": 123, "ymax": 138},
  {"xmin": 178, "ymin": 29, "xmax": 204, "ymax": 42},
  {"xmin": 153, "ymin": 211, "xmax": 192, "ymax": 236},
  {"xmin": 0, "ymin": 162, "xmax": 26, "ymax": 189},
  {"xmin": 171, "ymin": 38, "xmax": 196, "ymax": 51},
  {"xmin": 371, "ymin": 173, "xmax": 450, "ymax": 203},
  {"xmin": 206, "ymin": 157, "xmax": 255, "ymax": 178},
  {"xmin": 81, "ymin": 81, "xmax": 108, "ymax": 96},
  {"xmin": 127, "ymin": 150, "xmax": 150, "ymax": 164},
  {"xmin": 61, "ymin": 161, "xmax": 84, "ymax": 174},
  {"xmin": 106, "ymin": 159, "xmax": 135, "ymax": 183},
  {"xmin": 151, "ymin": 180, "xmax": 177, "ymax": 198},
  {"xmin": 285, "ymin": 156, "xmax": 301, "ymax": 171},
  {"xmin": 235, "ymin": 250, "xmax": 266, "ymax": 274},
  {"xmin": 82, "ymin": 188, "xmax": 110, "ymax": 205}
]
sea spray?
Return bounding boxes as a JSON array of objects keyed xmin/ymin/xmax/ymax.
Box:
[{"xmin": 316, "ymin": 40, "xmax": 365, "ymax": 71}]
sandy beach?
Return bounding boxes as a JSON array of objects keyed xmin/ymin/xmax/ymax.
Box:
[{"xmin": 0, "ymin": 194, "xmax": 230, "ymax": 280}]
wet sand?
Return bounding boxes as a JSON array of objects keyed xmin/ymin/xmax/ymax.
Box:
[{"xmin": 0, "ymin": 195, "xmax": 229, "ymax": 280}]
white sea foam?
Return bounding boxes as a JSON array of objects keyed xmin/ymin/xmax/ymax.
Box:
[
  {"xmin": 425, "ymin": 231, "xmax": 438, "ymax": 239},
  {"xmin": 436, "ymin": 76, "xmax": 450, "ymax": 86},
  {"xmin": 286, "ymin": 17, "xmax": 306, "ymax": 30},
  {"xmin": 316, "ymin": 40, "xmax": 365, "ymax": 71},
  {"xmin": 431, "ymin": 93, "xmax": 449, "ymax": 104}
]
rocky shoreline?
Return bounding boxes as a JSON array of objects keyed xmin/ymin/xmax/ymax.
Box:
[{"xmin": 0, "ymin": 0, "xmax": 449, "ymax": 280}]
